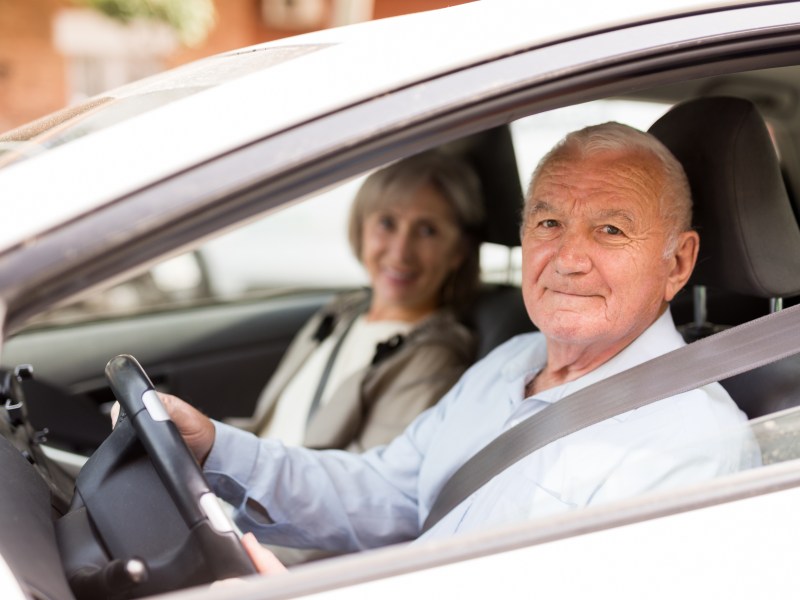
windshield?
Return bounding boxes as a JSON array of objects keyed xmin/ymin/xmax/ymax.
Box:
[{"xmin": 0, "ymin": 44, "xmax": 327, "ymax": 170}]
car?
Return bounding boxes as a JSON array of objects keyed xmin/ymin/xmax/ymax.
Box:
[{"xmin": 2, "ymin": 0, "xmax": 800, "ymax": 597}]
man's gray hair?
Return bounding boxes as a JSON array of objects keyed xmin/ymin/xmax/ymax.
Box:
[{"xmin": 523, "ymin": 122, "xmax": 693, "ymax": 255}]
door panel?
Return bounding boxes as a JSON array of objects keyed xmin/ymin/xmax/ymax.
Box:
[{"xmin": 1, "ymin": 291, "xmax": 333, "ymax": 452}]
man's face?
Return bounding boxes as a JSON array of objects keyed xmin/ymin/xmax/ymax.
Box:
[{"xmin": 521, "ymin": 150, "xmax": 691, "ymax": 352}]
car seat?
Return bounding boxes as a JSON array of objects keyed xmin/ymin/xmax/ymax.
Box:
[
  {"xmin": 441, "ymin": 125, "xmax": 535, "ymax": 358},
  {"xmin": 649, "ymin": 96, "xmax": 800, "ymax": 418}
]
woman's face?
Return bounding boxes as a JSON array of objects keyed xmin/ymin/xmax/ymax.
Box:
[{"xmin": 361, "ymin": 183, "xmax": 466, "ymax": 322}]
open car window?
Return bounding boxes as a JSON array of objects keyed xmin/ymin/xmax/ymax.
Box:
[{"xmin": 22, "ymin": 98, "xmax": 672, "ymax": 328}]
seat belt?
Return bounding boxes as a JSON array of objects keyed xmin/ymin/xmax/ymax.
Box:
[
  {"xmin": 306, "ymin": 312, "xmax": 360, "ymax": 426},
  {"xmin": 422, "ymin": 303, "xmax": 800, "ymax": 533}
]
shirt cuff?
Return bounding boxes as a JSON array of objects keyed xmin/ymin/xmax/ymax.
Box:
[
  {"xmin": 204, "ymin": 421, "xmax": 262, "ymax": 501},
  {"xmin": 204, "ymin": 421, "xmax": 285, "ymax": 529}
]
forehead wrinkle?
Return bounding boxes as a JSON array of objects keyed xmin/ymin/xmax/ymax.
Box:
[
  {"xmin": 592, "ymin": 207, "xmax": 636, "ymax": 225},
  {"xmin": 555, "ymin": 150, "xmax": 661, "ymax": 193},
  {"xmin": 562, "ymin": 162, "xmax": 657, "ymax": 208},
  {"xmin": 529, "ymin": 195, "xmax": 640, "ymax": 223},
  {"xmin": 526, "ymin": 154, "xmax": 666, "ymax": 230}
]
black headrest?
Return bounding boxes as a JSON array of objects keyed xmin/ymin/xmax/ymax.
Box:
[
  {"xmin": 649, "ymin": 96, "xmax": 800, "ymax": 298},
  {"xmin": 440, "ymin": 125, "xmax": 524, "ymax": 247}
]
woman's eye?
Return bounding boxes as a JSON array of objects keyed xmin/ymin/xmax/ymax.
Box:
[
  {"xmin": 602, "ymin": 224, "xmax": 623, "ymax": 235},
  {"xmin": 417, "ymin": 223, "xmax": 437, "ymax": 237},
  {"xmin": 377, "ymin": 215, "xmax": 395, "ymax": 230},
  {"xmin": 539, "ymin": 219, "xmax": 559, "ymax": 229}
]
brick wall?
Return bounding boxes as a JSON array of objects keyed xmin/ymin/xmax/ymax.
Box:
[
  {"xmin": 0, "ymin": 0, "xmax": 472, "ymax": 133},
  {"xmin": 0, "ymin": 0, "xmax": 70, "ymax": 133}
]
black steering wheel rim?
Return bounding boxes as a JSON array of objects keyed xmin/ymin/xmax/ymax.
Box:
[{"xmin": 55, "ymin": 354, "xmax": 255, "ymax": 599}]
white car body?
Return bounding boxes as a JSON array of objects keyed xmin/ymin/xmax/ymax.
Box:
[{"xmin": 2, "ymin": 1, "xmax": 800, "ymax": 598}]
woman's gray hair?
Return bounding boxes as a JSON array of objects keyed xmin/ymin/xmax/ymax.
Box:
[
  {"xmin": 523, "ymin": 122, "xmax": 692, "ymax": 255},
  {"xmin": 348, "ymin": 150, "xmax": 485, "ymax": 311}
]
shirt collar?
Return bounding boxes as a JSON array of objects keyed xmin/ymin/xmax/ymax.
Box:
[{"xmin": 505, "ymin": 308, "xmax": 685, "ymax": 409}]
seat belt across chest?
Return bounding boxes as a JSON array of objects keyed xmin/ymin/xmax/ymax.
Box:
[{"xmin": 422, "ymin": 303, "xmax": 800, "ymax": 533}]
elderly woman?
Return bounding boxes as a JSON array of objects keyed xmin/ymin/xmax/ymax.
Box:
[{"xmin": 227, "ymin": 151, "xmax": 485, "ymax": 452}]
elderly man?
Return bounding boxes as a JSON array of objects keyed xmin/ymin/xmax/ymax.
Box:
[{"xmin": 160, "ymin": 122, "xmax": 754, "ymax": 559}]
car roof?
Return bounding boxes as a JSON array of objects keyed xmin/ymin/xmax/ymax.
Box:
[{"xmin": 0, "ymin": 0, "xmax": 746, "ymax": 255}]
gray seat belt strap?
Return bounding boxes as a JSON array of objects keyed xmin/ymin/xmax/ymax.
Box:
[
  {"xmin": 422, "ymin": 303, "xmax": 800, "ymax": 533},
  {"xmin": 306, "ymin": 312, "xmax": 360, "ymax": 426}
]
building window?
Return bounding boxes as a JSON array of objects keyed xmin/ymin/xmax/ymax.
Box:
[{"xmin": 53, "ymin": 9, "xmax": 178, "ymax": 102}]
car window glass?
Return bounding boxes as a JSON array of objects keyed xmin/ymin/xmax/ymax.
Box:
[
  {"xmin": 199, "ymin": 176, "xmax": 368, "ymax": 300},
  {"xmin": 751, "ymin": 407, "xmax": 800, "ymax": 465},
  {"xmin": 0, "ymin": 45, "xmax": 328, "ymax": 170},
  {"xmin": 591, "ymin": 403, "xmax": 800, "ymax": 506}
]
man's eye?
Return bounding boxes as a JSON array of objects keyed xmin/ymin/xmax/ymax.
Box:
[
  {"xmin": 539, "ymin": 219, "xmax": 559, "ymax": 229},
  {"xmin": 602, "ymin": 224, "xmax": 623, "ymax": 235}
]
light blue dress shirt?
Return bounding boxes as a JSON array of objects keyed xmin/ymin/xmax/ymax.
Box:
[{"xmin": 205, "ymin": 309, "xmax": 757, "ymax": 552}]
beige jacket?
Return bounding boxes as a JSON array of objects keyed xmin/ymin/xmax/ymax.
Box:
[{"xmin": 226, "ymin": 290, "xmax": 476, "ymax": 451}]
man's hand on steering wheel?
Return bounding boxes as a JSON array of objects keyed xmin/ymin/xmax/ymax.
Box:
[
  {"xmin": 156, "ymin": 393, "xmax": 216, "ymax": 465},
  {"xmin": 111, "ymin": 392, "xmax": 215, "ymax": 465},
  {"xmin": 109, "ymin": 390, "xmax": 285, "ymax": 579}
]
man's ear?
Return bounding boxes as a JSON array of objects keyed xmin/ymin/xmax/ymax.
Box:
[{"xmin": 664, "ymin": 230, "xmax": 699, "ymax": 302}]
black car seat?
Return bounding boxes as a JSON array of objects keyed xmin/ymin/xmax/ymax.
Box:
[
  {"xmin": 441, "ymin": 125, "xmax": 535, "ymax": 359},
  {"xmin": 649, "ymin": 96, "xmax": 800, "ymax": 418}
]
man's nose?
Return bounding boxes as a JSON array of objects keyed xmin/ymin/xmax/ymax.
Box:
[{"xmin": 553, "ymin": 232, "xmax": 592, "ymax": 274}]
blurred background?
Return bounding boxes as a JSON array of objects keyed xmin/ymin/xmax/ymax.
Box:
[{"xmin": 0, "ymin": 0, "xmax": 472, "ymax": 134}]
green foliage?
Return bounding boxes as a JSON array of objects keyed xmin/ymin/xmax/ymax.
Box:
[{"xmin": 79, "ymin": 0, "xmax": 216, "ymax": 46}]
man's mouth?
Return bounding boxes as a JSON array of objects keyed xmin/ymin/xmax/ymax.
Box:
[{"xmin": 546, "ymin": 288, "xmax": 598, "ymax": 299}]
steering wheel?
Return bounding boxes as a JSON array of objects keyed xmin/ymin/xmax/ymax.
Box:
[{"xmin": 55, "ymin": 355, "xmax": 256, "ymax": 599}]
